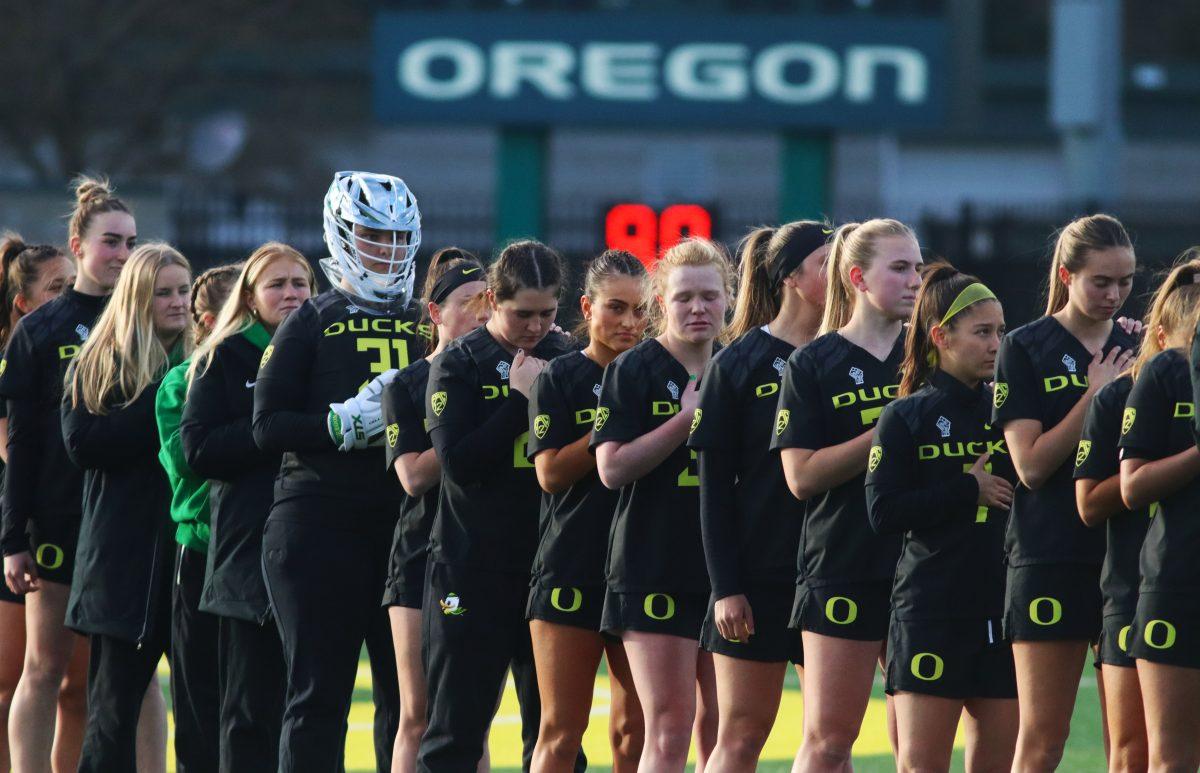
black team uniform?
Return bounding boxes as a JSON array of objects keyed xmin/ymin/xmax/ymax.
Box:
[
  {"xmin": 1121, "ymin": 349, "xmax": 1200, "ymax": 667},
  {"xmin": 590, "ymin": 338, "xmax": 710, "ymax": 639},
  {"xmin": 770, "ymin": 332, "xmax": 904, "ymax": 641},
  {"xmin": 866, "ymin": 370, "xmax": 1017, "ymax": 698},
  {"xmin": 0, "ymin": 288, "xmax": 106, "ymax": 585},
  {"xmin": 0, "ymin": 401, "xmax": 18, "ymax": 606},
  {"xmin": 525, "ymin": 350, "xmax": 612, "ymax": 630},
  {"xmin": 992, "ymin": 317, "xmax": 1136, "ymax": 642},
  {"xmin": 417, "ymin": 325, "xmax": 582, "ymax": 773},
  {"xmin": 61, "ymin": 362, "xmax": 179, "ymax": 772},
  {"xmin": 253, "ymin": 289, "xmax": 429, "ymax": 772},
  {"xmin": 1074, "ymin": 375, "xmax": 1146, "ymax": 667},
  {"xmin": 180, "ymin": 321, "xmax": 285, "ymax": 771},
  {"xmin": 689, "ymin": 327, "xmax": 804, "ymax": 664},
  {"xmin": 380, "ymin": 358, "xmax": 435, "ymax": 610}
]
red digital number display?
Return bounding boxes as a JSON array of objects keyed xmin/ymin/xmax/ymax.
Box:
[{"xmin": 604, "ymin": 203, "xmax": 714, "ymax": 267}]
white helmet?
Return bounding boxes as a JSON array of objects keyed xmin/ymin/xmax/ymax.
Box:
[{"xmin": 322, "ymin": 171, "xmax": 421, "ymax": 306}]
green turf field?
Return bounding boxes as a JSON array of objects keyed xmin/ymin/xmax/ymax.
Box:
[{"xmin": 159, "ymin": 656, "xmax": 1109, "ymax": 771}]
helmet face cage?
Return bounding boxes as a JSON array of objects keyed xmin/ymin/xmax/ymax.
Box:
[{"xmin": 322, "ymin": 171, "xmax": 422, "ymax": 305}]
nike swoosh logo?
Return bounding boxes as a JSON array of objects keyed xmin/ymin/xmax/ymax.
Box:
[
  {"xmin": 462, "ymin": 268, "xmax": 481, "ymax": 275},
  {"xmin": 245, "ymin": 380, "xmax": 257, "ymax": 388}
]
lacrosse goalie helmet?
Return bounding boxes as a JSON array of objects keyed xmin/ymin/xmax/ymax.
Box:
[{"xmin": 322, "ymin": 171, "xmax": 422, "ymax": 306}]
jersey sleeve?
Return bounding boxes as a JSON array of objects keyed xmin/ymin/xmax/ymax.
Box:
[
  {"xmin": 589, "ymin": 349, "xmax": 649, "ymax": 449},
  {"xmin": 991, "ymin": 334, "xmax": 1040, "ymax": 426},
  {"xmin": 687, "ymin": 352, "xmax": 739, "ymax": 451},
  {"xmin": 865, "ymin": 403, "xmax": 978, "ymax": 535},
  {"xmin": 181, "ymin": 351, "xmax": 265, "ymax": 481},
  {"xmin": 770, "ymin": 349, "xmax": 825, "ymax": 451},
  {"xmin": 0, "ymin": 322, "xmax": 38, "ymax": 400},
  {"xmin": 154, "ymin": 364, "xmax": 193, "ymax": 491},
  {"xmin": 382, "ymin": 376, "xmax": 429, "ymax": 470},
  {"xmin": 426, "ymin": 349, "xmax": 527, "ymax": 483},
  {"xmin": 1074, "ymin": 386, "xmax": 1122, "ymax": 481},
  {"xmin": 1119, "ymin": 363, "xmax": 1170, "ymax": 461},
  {"xmin": 251, "ymin": 303, "xmax": 331, "ymax": 454},
  {"xmin": 527, "ymin": 363, "xmax": 578, "ymax": 457}
]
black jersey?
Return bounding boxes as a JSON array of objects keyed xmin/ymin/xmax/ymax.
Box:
[
  {"xmin": 526, "ymin": 350, "xmax": 611, "ymax": 588},
  {"xmin": 590, "ymin": 338, "xmax": 708, "ymax": 594},
  {"xmin": 426, "ymin": 326, "xmax": 577, "ymax": 574},
  {"xmin": 179, "ymin": 324, "xmax": 277, "ymax": 623},
  {"xmin": 688, "ymin": 327, "xmax": 800, "ymax": 597},
  {"xmin": 866, "ymin": 370, "xmax": 1014, "ymax": 620},
  {"xmin": 1073, "ymin": 375, "xmax": 1147, "ymax": 617},
  {"xmin": 251, "ymin": 290, "xmax": 429, "ymax": 509},
  {"xmin": 381, "ymin": 358, "xmax": 436, "ymax": 575},
  {"xmin": 1119, "ymin": 349, "xmax": 1200, "ymax": 593},
  {"xmin": 0, "ymin": 288, "xmax": 106, "ymax": 555},
  {"xmin": 992, "ymin": 316, "xmax": 1136, "ymax": 566},
  {"xmin": 769, "ymin": 331, "xmax": 904, "ymax": 587}
]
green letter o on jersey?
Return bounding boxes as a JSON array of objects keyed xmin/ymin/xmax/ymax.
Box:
[
  {"xmin": 1029, "ymin": 596, "xmax": 1063, "ymax": 626},
  {"xmin": 825, "ymin": 596, "xmax": 858, "ymax": 625},
  {"xmin": 643, "ymin": 593, "xmax": 676, "ymax": 621},
  {"xmin": 910, "ymin": 652, "xmax": 945, "ymax": 682}
]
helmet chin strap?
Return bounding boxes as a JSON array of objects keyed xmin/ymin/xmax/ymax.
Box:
[{"xmin": 319, "ymin": 258, "xmax": 412, "ymax": 314}]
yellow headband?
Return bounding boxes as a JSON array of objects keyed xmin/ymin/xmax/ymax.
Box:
[
  {"xmin": 926, "ymin": 282, "xmax": 998, "ymax": 366},
  {"xmin": 939, "ymin": 282, "xmax": 997, "ymax": 328}
]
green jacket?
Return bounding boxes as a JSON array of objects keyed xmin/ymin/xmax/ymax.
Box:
[{"xmin": 156, "ymin": 357, "xmax": 210, "ymax": 552}]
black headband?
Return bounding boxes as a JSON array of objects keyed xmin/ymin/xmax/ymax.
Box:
[
  {"xmin": 768, "ymin": 224, "xmax": 832, "ymax": 287},
  {"xmin": 429, "ymin": 261, "xmax": 485, "ymax": 305}
]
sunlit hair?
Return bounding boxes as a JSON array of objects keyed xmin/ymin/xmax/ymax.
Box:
[
  {"xmin": 187, "ymin": 242, "xmax": 315, "ymax": 385},
  {"xmin": 1044, "ymin": 213, "xmax": 1133, "ymax": 316},
  {"xmin": 646, "ymin": 237, "xmax": 734, "ymax": 342},
  {"xmin": 1132, "ymin": 251, "xmax": 1200, "ymax": 381},
  {"xmin": 68, "ymin": 243, "xmax": 192, "ymax": 414},
  {"xmin": 820, "ymin": 218, "xmax": 916, "ymax": 335},
  {"xmin": 729, "ymin": 220, "xmax": 830, "ymax": 340},
  {"xmin": 67, "ymin": 174, "xmax": 132, "ymax": 242}
]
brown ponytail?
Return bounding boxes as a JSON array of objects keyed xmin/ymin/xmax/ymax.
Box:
[
  {"xmin": 0, "ymin": 233, "xmax": 68, "ymax": 350},
  {"xmin": 574, "ymin": 248, "xmax": 647, "ymax": 340},
  {"xmin": 899, "ymin": 262, "xmax": 994, "ymax": 396},
  {"xmin": 1044, "ymin": 213, "xmax": 1133, "ymax": 316},
  {"xmin": 728, "ymin": 227, "xmax": 776, "ymax": 340},
  {"xmin": 1131, "ymin": 250, "xmax": 1200, "ymax": 381}
]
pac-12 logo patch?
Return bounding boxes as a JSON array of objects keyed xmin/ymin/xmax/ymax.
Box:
[
  {"xmin": 431, "ymin": 391, "xmax": 448, "ymax": 416},
  {"xmin": 534, "ymin": 414, "xmax": 551, "ymax": 439},
  {"xmin": 439, "ymin": 593, "xmax": 466, "ymax": 616},
  {"xmin": 868, "ymin": 445, "xmax": 883, "ymax": 471},
  {"xmin": 993, "ymin": 382, "xmax": 1009, "ymax": 408},
  {"xmin": 594, "ymin": 406, "xmax": 610, "ymax": 431},
  {"xmin": 386, "ymin": 423, "xmax": 399, "ymax": 448},
  {"xmin": 775, "ymin": 409, "xmax": 790, "ymax": 436},
  {"xmin": 259, "ymin": 345, "xmax": 274, "ymax": 369},
  {"xmin": 849, "ymin": 366, "xmax": 865, "ymax": 385},
  {"xmin": 1121, "ymin": 407, "xmax": 1136, "ymax": 435},
  {"xmin": 1075, "ymin": 439, "xmax": 1092, "ymax": 467},
  {"xmin": 690, "ymin": 409, "xmax": 703, "ymax": 434}
]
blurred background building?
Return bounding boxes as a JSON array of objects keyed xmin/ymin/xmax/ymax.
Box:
[{"xmin": 1, "ymin": 0, "xmax": 1197, "ymax": 322}]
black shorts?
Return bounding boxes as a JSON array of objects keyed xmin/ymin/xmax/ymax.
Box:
[
  {"xmin": 1003, "ymin": 563, "xmax": 1101, "ymax": 642},
  {"xmin": 601, "ymin": 589, "xmax": 707, "ymax": 640},
  {"xmin": 1097, "ymin": 613, "xmax": 1136, "ymax": 668},
  {"xmin": 701, "ymin": 585, "xmax": 803, "ymax": 665},
  {"xmin": 527, "ymin": 583, "xmax": 605, "ymax": 631},
  {"xmin": 381, "ymin": 529, "xmax": 427, "ymax": 610},
  {"xmin": 886, "ymin": 616, "xmax": 1016, "ymax": 700},
  {"xmin": 790, "ymin": 581, "xmax": 891, "ymax": 642},
  {"xmin": 1129, "ymin": 592, "xmax": 1200, "ymax": 670},
  {"xmin": 29, "ymin": 516, "xmax": 80, "ymax": 586}
]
